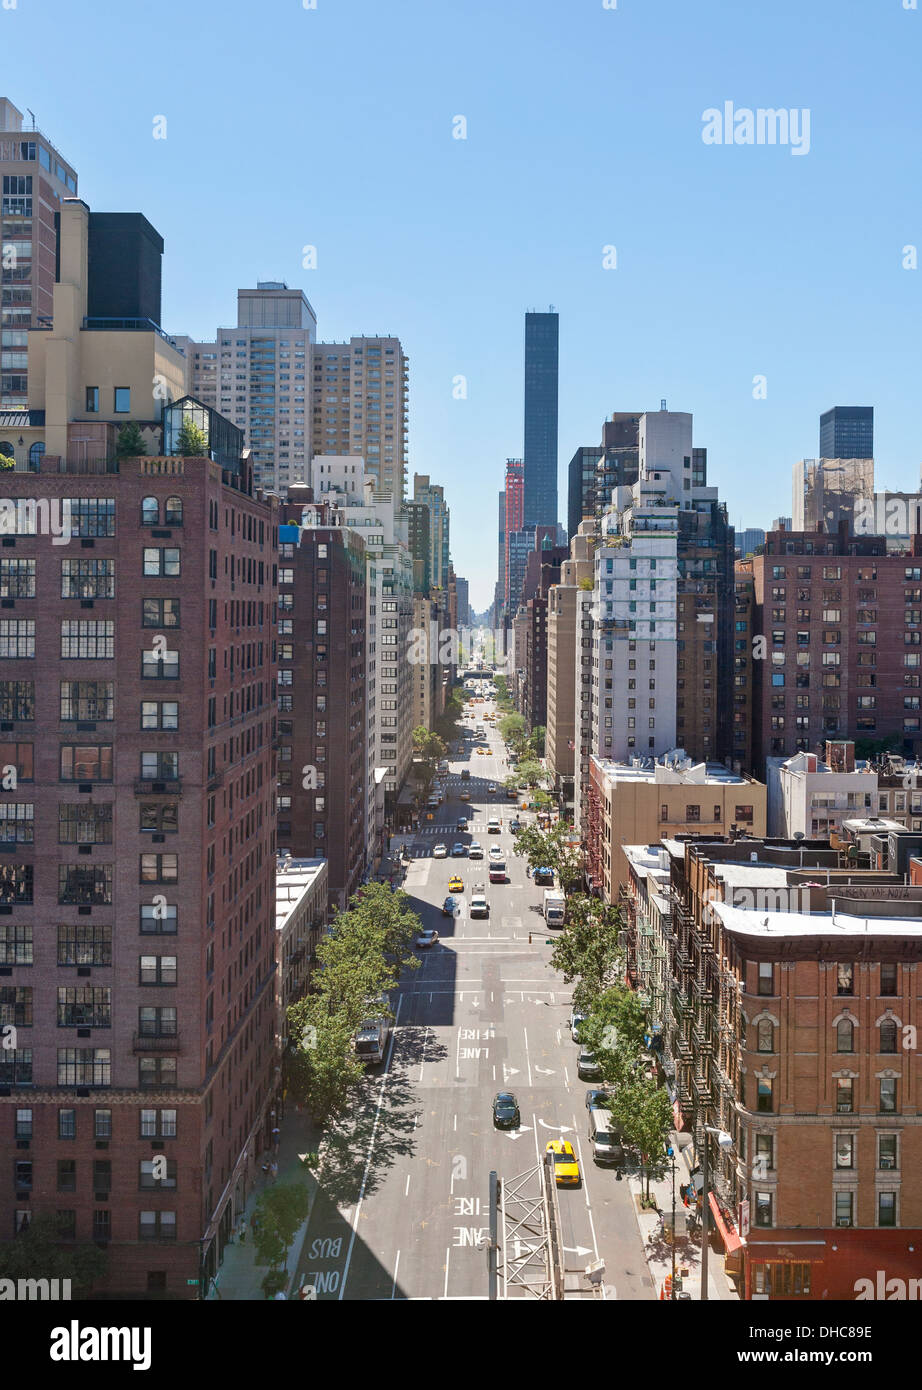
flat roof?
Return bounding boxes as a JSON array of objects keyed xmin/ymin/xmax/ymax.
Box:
[
  {"xmin": 275, "ymin": 856, "xmax": 327, "ymax": 931},
  {"xmin": 713, "ymin": 901, "xmax": 922, "ymax": 939},
  {"xmin": 841, "ymin": 818, "xmax": 905, "ymax": 834},
  {"xmin": 596, "ymin": 759, "xmax": 749, "ymax": 786}
]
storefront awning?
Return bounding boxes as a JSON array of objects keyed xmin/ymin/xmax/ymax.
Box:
[{"xmin": 708, "ymin": 1192, "xmax": 744, "ymax": 1254}]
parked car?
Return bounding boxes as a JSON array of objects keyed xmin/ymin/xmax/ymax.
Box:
[
  {"xmin": 492, "ymin": 1092, "xmax": 520, "ymax": 1129},
  {"xmin": 569, "ymin": 1010, "xmax": 586, "ymax": 1041},
  {"xmin": 585, "ymin": 1087, "xmax": 613, "ymax": 1110},
  {"xmin": 577, "ymin": 1049, "xmax": 602, "ymax": 1080}
]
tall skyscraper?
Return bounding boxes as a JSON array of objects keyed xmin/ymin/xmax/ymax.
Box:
[
  {"xmin": 177, "ymin": 282, "xmax": 316, "ymax": 494},
  {"xmin": 820, "ymin": 405, "xmax": 873, "ymax": 461},
  {"xmin": 1, "ymin": 198, "xmax": 280, "ymax": 1296},
  {"xmin": 311, "ymin": 337, "xmax": 409, "ymax": 500},
  {"xmin": 0, "ymin": 96, "xmax": 78, "ymax": 410},
  {"xmin": 523, "ymin": 310, "xmax": 559, "ymax": 528},
  {"xmin": 503, "ymin": 459, "xmax": 524, "ymax": 613},
  {"xmin": 412, "ymin": 474, "xmax": 449, "ymax": 590}
]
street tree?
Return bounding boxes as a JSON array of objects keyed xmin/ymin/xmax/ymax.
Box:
[
  {"xmin": 511, "ymin": 820, "xmax": 584, "ymax": 893},
  {"xmin": 547, "ymin": 895, "xmax": 623, "ymax": 1012},
  {"xmin": 580, "ymin": 984, "xmax": 648, "ymax": 1087},
  {"xmin": 611, "ymin": 1078, "xmax": 673, "ymax": 1200},
  {"xmin": 252, "ymin": 1181, "xmax": 312, "ymax": 1297},
  {"xmin": 0, "ymin": 1214, "xmax": 107, "ymax": 1295}
]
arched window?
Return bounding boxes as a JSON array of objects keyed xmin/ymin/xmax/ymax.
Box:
[
  {"xmin": 28, "ymin": 441, "xmax": 45, "ymax": 469},
  {"xmin": 836, "ymin": 1019, "xmax": 854, "ymax": 1053},
  {"xmin": 756, "ymin": 1019, "xmax": 774, "ymax": 1053},
  {"xmin": 0, "ymin": 441, "xmax": 14, "ymax": 460},
  {"xmin": 164, "ymin": 496, "xmax": 183, "ymax": 526},
  {"xmin": 141, "ymin": 497, "xmax": 159, "ymax": 526},
  {"xmin": 880, "ymin": 1019, "xmax": 898, "ymax": 1054}
]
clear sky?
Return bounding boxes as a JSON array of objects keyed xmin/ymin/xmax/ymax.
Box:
[{"xmin": 6, "ymin": 0, "xmax": 921, "ymax": 609}]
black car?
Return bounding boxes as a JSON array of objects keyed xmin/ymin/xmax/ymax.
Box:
[
  {"xmin": 442, "ymin": 895, "xmax": 457, "ymax": 917},
  {"xmin": 492, "ymin": 1092, "xmax": 520, "ymax": 1129}
]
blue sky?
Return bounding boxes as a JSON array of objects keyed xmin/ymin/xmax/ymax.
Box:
[{"xmin": 6, "ymin": 0, "xmax": 921, "ymax": 608}]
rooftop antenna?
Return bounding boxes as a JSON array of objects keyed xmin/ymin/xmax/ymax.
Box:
[{"xmin": 27, "ymin": 109, "xmax": 36, "ymax": 129}]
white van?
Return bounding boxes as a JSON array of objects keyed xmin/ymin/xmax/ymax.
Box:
[
  {"xmin": 588, "ymin": 1107, "xmax": 623, "ymax": 1164},
  {"xmin": 487, "ymin": 817, "xmax": 501, "ymax": 834}
]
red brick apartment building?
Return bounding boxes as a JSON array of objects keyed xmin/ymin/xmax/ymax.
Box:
[
  {"xmin": 623, "ymin": 835, "xmax": 922, "ymax": 1299},
  {"xmin": 751, "ymin": 526, "xmax": 922, "ymax": 771},
  {"xmin": 0, "ymin": 450, "xmax": 279, "ymax": 1297},
  {"xmin": 276, "ymin": 493, "xmax": 367, "ymax": 911}
]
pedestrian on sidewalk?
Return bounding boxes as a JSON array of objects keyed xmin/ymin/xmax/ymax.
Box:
[
  {"xmin": 271, "ymin": 1126, "xmax": 280, "ymax": 1152},
  {"xmin": 238, "ymin": 1216, "xmax": 247, "ymax": 1244}
]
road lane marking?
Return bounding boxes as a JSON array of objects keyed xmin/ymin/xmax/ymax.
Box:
[
  {"xmin": 391, "ymin": 1250, "xmax": 401, "ymax": 1299},
  {"xmin": 339, "ymin": 994, "xmax": 404, "ymax": 1301},
  {"xmin": 523, "ymin": 1026, "xmax": 532, "ymax": 1086},
  {"xmin": 444, "ymin": 1247, "xmax": 451, "ymax": 1300}
]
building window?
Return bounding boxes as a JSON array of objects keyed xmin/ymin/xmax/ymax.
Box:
[
  {"xmin": 880, "ymin": 963, "xmax": 898, "ymax": 996},
  {"xmin": 86, "ymin": 387, "xmax": 99, "ymax": 413},
  {"xmin": 879, "ymin": 1019, "xmax": 898, "ymax": 1054},
  {"xmin": 57, "ymin": 1109, "xmax": 75, "ymax": 1140},
  {"xmin": 836, "ymin": 1019, "xmax": 854, "ymax": 1052},
  {"xmin": 834, "ymin": 1134, "xmax": 854, "ymax": 1169},
  {"xmin": 754, "ymin": 1191, "xmax": 773, "ymax": 1228},
  {"xmin": 879, "ymin": 1077, "xmax": 897, "ymax": 1113},
  {"xmin": 143, "ymin": 548, "xmax": 180, "ymax": 577},
  {"xmin": 836, "ymin": 963, "xmax": 854, "ymax": 995},
  {"xmin": 114, "ymin": 388, "xmax": 130, "ymax": 413},
  {"xmin": 139, "ymin": 1211, "xmax": 176, "ymax": 1241},
  {"xmin": 756, "ymin": 1077, "xmax": 773, "ymax": 1112},
  {"xmin": 878, "ymin": 1134, "xmax": 898, "ymax": 1170},
  {"xmin": 836, "ymin": 1077, "xmax": 854, "ymax": 1113},
  {"xmin": 57, "ymin": 924, "xmax": 112, "ymax": 967},
  {"xmin": 756, "ymin": 1019, "xmax": 774, "ymax": 1053},
  {"xmin": 757, "ymin": 962, "xmax": 774, "ymax": 996},
  {"xmin": 835, "ymin": 1191, "xmax": 853, "ymax": 1227}
]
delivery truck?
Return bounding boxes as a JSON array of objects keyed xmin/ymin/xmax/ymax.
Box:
[{"xmin": 543, "ymin": 889, "xmax": 566, "ymax": 927}]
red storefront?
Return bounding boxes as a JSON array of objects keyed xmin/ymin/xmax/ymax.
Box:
[{"xmin": 744, "ymin": 1229, "xmax": 922, "ymax": 1300}]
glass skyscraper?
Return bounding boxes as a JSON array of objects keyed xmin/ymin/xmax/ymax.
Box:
[
  {"xmin": 819, "ymin": 405, "xmax": 873, "ymax": 460},
  {"xmin": 523, "ymin": 310, "xmax": 559, "ymax": 528}
]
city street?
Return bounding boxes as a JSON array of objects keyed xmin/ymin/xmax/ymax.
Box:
[{"xmin": 292, "ymin": 688, "xmax": 654, "ymax": 1300}]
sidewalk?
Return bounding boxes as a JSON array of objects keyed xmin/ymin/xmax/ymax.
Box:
[
  {"xmin": 628, "ymin": 1129, "xmax": 740, "ymax": 1301},
  {"xmin": 206, "ymin": 1108, "xmax": 323, "ymax": 1301}
]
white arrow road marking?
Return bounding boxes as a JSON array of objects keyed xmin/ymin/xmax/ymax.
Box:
[
  {"xmin": 505, "ymin": 1125, "xmax": 534, "ymax": 1140},
  {"xmin": 538, "ymin": 1119, "xmax": 573, "ymax": 1133},
  {"xmin": 534, "ymin": 1066, "xmax": 556, "ymax": 1076},
  {"xmin": 562, "ymin": 1245, "xmax": 593, "ymax": 1256}
]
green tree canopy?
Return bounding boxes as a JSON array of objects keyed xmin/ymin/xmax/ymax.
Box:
[
  {"xmin": 176, "ymin": 417, "xmax": 209, "ymax": 457},
  {"xmin": 252, "ymin": 1181, "xmax": 311, "ymax": 1278},
  {"xmin": 0, "ymin": 1215, "xmax": 107, "ymax": 1295},
  {"xmin": 611, "ymin": 1078, "xmax": 672, "ymax": 1198},
  {"xmin": 511, "ymin": 820, "xmax": 584, "ymax": 893},
  {"xmin": 547, "ymin": 894, "xmax": 623, "ymax": 1010}
]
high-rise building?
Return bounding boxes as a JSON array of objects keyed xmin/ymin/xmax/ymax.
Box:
[
  {"xmin": 405, "ymin": 501, "xmax": 431, "ymax": 593},
  {"xmin": 546, "ymin": 527, "xmax": 595, "ymax": 813},
  {"xmin": 496, "ymin": 490, "xmax": 506, "ymax": 619},
  {"xmin": 177, "ymin": 282, "xmax": 316, "ymax": 495},
  {"xmin": 0, "ymin": 97, "xmax": 78, "ymax": 410},
  {"xmin": 737, "ymin": 527, "xmax": 765, "ymax": 557},
  {"xmin": 412, "ymin": 474, "xmax": 449, "ymax": 590},
  {"xmin": 455, "ymin": 576, "xmax": 469, "ymax": 627},
  {"xmin": 523, "ymin": 310, "xmax": 558, "ymax": 529},
  {"xmin": 751, "ymin": 526, "xmax": 922, "ymax": 769},
  {"xmin": 276, "ymin": 490, "xmax": 368, "ymax": 911},
  {"xmin": 311, "ymin": 337, "xmax": 409, "ymax": 500},
  {"xmin": 0, "ymin": 198, "xmax": 280, "ymax": 1295},
  {"xmin": 566, "ymin": 413, "xmax": 641, "ymax": 540},
  {"xmin": 820, "ymin": 405, "xmax": 873, "ymax": 461},
  {"xmin": 792, "ymin": 458, "xmax": 875, "ymax": 533},
  {"xmin": 502, "ymin": 459, "xmax": 524, "ymax": 614}
]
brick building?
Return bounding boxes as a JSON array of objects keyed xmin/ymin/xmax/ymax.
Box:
[{"xmin": 751, "ymin": 526, "xmax": 922, "ymax": 771}]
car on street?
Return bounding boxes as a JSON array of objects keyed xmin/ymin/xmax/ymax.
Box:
[
  {"xmin": 488, "ymin": 845, "xmax": 504, "ymax": 861},
  {"xmin": 456, "ymin": 817, "xmax": 469, "ymax": 830},
  {"xmin": 459, "ymin": 790, "xmax": 471, "ymax": 801},
  {"xmin": 533, "ymin": 866, "xmax": 555, "ymax": 887},
  {"xmin": 433, "ymin": 843, "xmax": 448, "ymax": 859},
  {"xmin": 416, "ymin": 928, "xmax": 439, "ymax": 949},
  {"xmin": 488, "ymin": 860, "xmax": 506, "ymax": 883},
  {"xmin": 577, "ymin": 1049, "xmax": 602, "ymax": 1080},
  {"xmin": 468, "ymin": 842, "xmax": 484, "ymax": 858},
  {"xmin": 585, "ymin": 1087, "xmax": 613, "ymax": 1110},
  {"xmin": 470, "ymin": 886, "xmax": 489, "ymax": 918},
  {"xmin": 492, "ymin": 1092, "xmax": 520, "ymax": 1129},
  {"xmin": 569, "ymin": 1010, "xmax": 586, "ymax": 1041},
  {"xmin": 546, "ymin": 1139, "xmax": 581, "ymax": 1187},
  {"xmin": 451, "ymin": 842, "xmax": 467, "ymax": 857},
  {"xmin": 442, "ymin": 895, "xmax": 458, "ymax": 917},
  {"xmin": 487, "ymin": 817, "xmax": 501, "ymax": 833},
  {"xmin": 488, "ymin": 783, "xmax": 496, "ymax": 793},
  {"xmin": 448, "ymin": 875, "xmax": 464, "ymax": 894}
]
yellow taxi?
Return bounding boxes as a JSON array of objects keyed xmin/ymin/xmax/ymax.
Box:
[
  {"xmin": 546, "ymin": 1139, "xmax": 581, "ymax": 1187},
  {"xmin": 459, "ymin": 790, "xmax": 471, "ymax": 801},
  {"xmin": 448, "ymin": 875, "xmax": 464, "ymax": 894}
]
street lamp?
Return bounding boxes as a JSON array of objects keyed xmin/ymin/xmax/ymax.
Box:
[{"xmin": 699, "ymin": 1125, "xmax": 733, "ymax": 1302}]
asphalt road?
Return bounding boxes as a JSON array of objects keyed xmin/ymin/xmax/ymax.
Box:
[{"xmin": 293, "ymin": 694, "xmax": 655, "ymax": 1301}]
